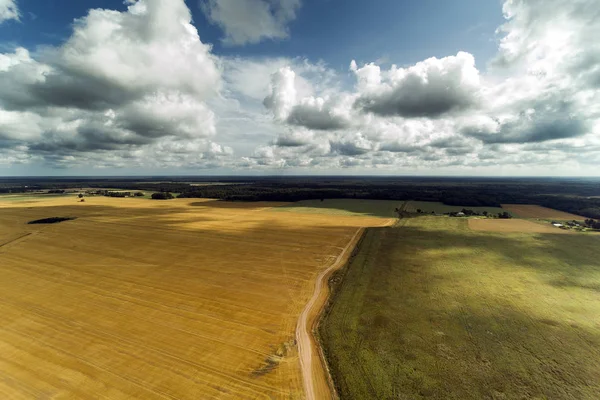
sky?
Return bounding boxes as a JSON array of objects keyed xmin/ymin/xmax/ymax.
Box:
[{"xmin": 0, "ymin": 0, "xmax": 599, "ymax": 176}]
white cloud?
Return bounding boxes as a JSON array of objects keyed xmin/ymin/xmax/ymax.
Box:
[
  {"xmin": 252, "ymin": 0, "xmax": 600, "ymax": 173},
  {"xmin": 0, "ymin": 0, "xmax": 227, "ymax": 169},
  {"xmin": 263, "ymin": 66, "xmax": 297, "ymax": 120},
  {"xmin": 201, "ymin": 0, "xmax": 301, "ymax": 45},
  {"xmin": 0, "ymin": 0, "xmax": 19, "ymax": 23},
  {"xmin": 264, "ymin": 66, "xmax": 354, "ymax": 130},
  {"xmin": 3, "ymin": 0, "xmax": 600, "ymax": 174}
]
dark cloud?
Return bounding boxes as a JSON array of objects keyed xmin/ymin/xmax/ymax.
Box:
[
  {"xmin": 356, "ymin": 86, "xmax": 477, "ymax": 118},
  {"xmin": 329, "ymin": 139, "xmax": 371, "ymax": 156},
  {"xmin": 379, "ymin": 143, "xmax": 421, "ymax": 153},
  {"xmin": 286, "ymin": 104, "xmax": 349, "ymax": 130},
  {"xmin": 444, "ymin": 147, "xmax": 473, "ymax": 156},
  {"xmin": 29, "ymin": 71, "xmax": 136, "ymax": 110},
  {"xmin": 464, "ymin": 105, "xmax": 589, "ymax": 144},
  {"xmin": 274, "ymin": 135, "xmax": 309, "ymax": 147}
]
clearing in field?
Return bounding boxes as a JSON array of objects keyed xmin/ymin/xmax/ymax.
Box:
[
  {"xmin": 274, "ymin": 199, "xmax": 402, "ymax": 218},
  {"xmin": 321, "ymin": 216, "xmax": 600, "ymax": 399},
  {"xmin": 405, "ymin": 200, "xmax": 508, "ymax": 215},
  {"xmin": 468, "ymin": 218, "xmax": 573, "ymax": 234},
  {"xmin": 0, "ymin": 196, "xmax": 390, "ymax": 399},
  {"xmin": 501, "ymin": 204, "xmax": 585, "ymax": 220}
]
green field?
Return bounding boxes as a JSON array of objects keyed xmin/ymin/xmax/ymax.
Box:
[
  {"xmin": 320, "ymin": 216, "xmax": 600, "ymax": 399},
  {"xmin": 405, "ymin": 200, "xmax": 509, "ymax": 215},
  {"xmin": 274, "ymin": 199, "xmax": 403, "ymax": 218}
]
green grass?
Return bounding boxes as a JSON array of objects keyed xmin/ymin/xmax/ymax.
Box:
[
  {"xmin": 274, "ymin": 199, "xmax": 403, "ymax": 218},
  {"xmin": 405, "ymin": 200, "xmax": 510, "ymax": 215},
  {"xmin": 320, "ymin": 216, "xmax": 600, "ymax": 399}
]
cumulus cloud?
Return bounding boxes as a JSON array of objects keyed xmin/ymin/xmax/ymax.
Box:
[
  {"xmin": 263, "ymin": 66, "xmax": 297, "ymax": 120},
  {"xmin": 0, "ymin": 0, "xmax": 19, "ymax": 23},
  {"xmin": 459, "ymin": 0, "xmax": 600, "ymax": 148},
  {"xmin": 0, "ymin": 0, "xmax": 229, "ymax": 168},
  {"xmin": 253, "ymin": 0, "xmax": 600, "ymax": 173},
  {"xmin": 202, "ymin": 0, "xmax": 301, "ymax": 45},
  {"xmin": 264, "ymin": 66, "xmax": 353, "ymax": 130},
  {"xmin": 3, "ymin": 0, "xmax": 600, "ymax": 174},
  {"xmin": 352, "ymin": 52, "xmax": 481, "ymax": 118}
]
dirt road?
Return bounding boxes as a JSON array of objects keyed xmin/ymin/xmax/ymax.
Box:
[{"xmin": 296, "ymin": 228, "xmax": 365, "ymax": 400}]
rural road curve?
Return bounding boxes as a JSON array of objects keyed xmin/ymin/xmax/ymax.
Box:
[{"xmin": 296, "ymin": 228, "xmax": 364, "ymax": 400}]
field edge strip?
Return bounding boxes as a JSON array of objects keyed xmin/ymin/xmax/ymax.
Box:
[{"xmin": 296, "ymin": 227, "xmax": 367, "ymax": 400}]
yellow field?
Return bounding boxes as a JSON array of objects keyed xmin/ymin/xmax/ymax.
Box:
[
  {"xmin": 468, "ymin": 218, "xmax": 573, "ymax": 234},
  {"xmin": 501, "ymin": 204, "xmax": 585, "ymax": 220},
  {"xmin": 0, "ymin": 197, "xmax": 389, "ymax": 399}
]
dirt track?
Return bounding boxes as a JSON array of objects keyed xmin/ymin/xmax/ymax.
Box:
[{"xmin": 296, "ymin": 228, "xmax": 365, "ymax": 400}]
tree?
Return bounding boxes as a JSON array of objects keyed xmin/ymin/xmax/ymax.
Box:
[{"xmin": 78, "ymin": 193, "xmax": 83, "ymax": 199}]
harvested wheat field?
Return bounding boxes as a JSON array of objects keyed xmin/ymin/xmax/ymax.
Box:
[
  {"xmin": 468, "ymin": 218, "xmax": 574, "ymax": 234},
  {"xmin": 501, "ymin": 204, "xmax": 585, "ymax": 220},
  {"xmin": 0, "ymin": 196, "xmax": 390, "ymax": 399}
]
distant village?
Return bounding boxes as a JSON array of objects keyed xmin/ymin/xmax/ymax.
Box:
[{"xmin": 414, "ymin": 208, "xmax": 513, "ymax": 219}]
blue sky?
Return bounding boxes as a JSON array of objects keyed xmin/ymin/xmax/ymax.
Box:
[
  {"xmin": 3, "ymin": 0, "xmax": 504, "ymax": 69},
  {"xmin": 0, "ymin": 0, "xmax": 598, "ymax": 176}
]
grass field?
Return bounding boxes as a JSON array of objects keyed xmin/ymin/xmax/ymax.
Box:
[
  {"xmin": 321, "ymin": 216, "xmax": 600, "ymax": 399},
  {"xmin": 501, "ymin": 204, "xmax": 585, "ymax": 220},
  {"xmin": 274, "ymin": 199, "xmax": 403, "ymax": 218},
  {"xmin": 0, "ymin": 196, "xmax": 390, "ymax": 399},
  {"xmin": 405, "ymin": 201, "xmax": 509, "ymax": 215}
]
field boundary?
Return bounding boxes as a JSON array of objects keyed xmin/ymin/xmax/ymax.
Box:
[
  {"xmin": 315, "ymin": 227, "xmax": 370, "ymax": 399},
  {"xmin": 296, "ymin": 228, "xmax": 366, "ymax": 400},
  {"xmin": 0, "ymin": 232, "xmax": 32, "ymax": 249}
]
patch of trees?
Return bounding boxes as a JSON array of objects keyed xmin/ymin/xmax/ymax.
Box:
[
  {"xmin": 47, "ymin": 189, "xmax": 66, "ymax": 194},
  {"xmin": 105, "ymin": 191, "xmax": 131, "ymax": 198},
  {"xmin": 584, "ymin": 219, "xmax": 600, "ymax": 229},
  {"xmin": 151, "ymin": 192, "xmax": 174, "ymax": 200},
  {"xmin": 28, "ymin": 217, "xmax": 76, "ymax": 224},
  {"xmin": 497, "ymin": 211, "xmax": 513, "ymax": 219}
]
